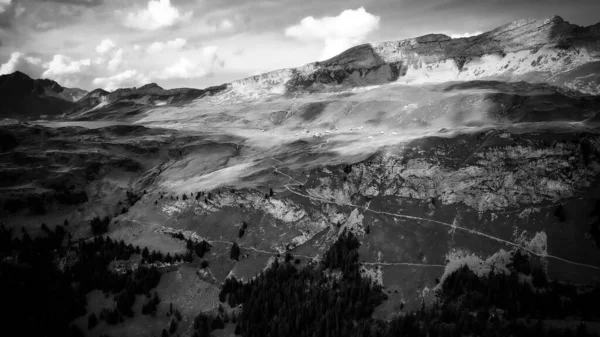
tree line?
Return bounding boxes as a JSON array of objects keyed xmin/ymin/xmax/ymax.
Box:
[
  {"xmin": 211, "ymin": 230, "xmax": 599, "ymax": 337},
  {"xmin": 0, "ymin": 222, "xmax": 169, "ymax": 337}
]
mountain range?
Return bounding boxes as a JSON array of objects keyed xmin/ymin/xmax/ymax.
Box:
[
  {"xmin": 3, "ymin": 16, "xmax": 600, "ymax": 121},
  {"xmin": 1, "ymin": 15, "xmax": 600, "ymax": 337}
]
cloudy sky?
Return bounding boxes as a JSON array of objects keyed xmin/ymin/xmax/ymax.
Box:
[{"xmin": 0, "ymin": 0, "xmax": 598, "ymax": 91}]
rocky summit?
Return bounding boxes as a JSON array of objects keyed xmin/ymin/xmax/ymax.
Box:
[{"xmin": 2, "ymin": 15, "xmax": 600, "ymax": 337}]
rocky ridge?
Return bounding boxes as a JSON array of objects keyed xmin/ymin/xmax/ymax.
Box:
[
  {"xmin": 67, "ymin": 83, "xmax": 227, "ymax": 120},
  {"xmin": 214, "ymin": 16, "xmax": 600, "ymax": 103},
  {"xmin": 0, "ymin": 71, "xmax": 88, "ymax": 118}
]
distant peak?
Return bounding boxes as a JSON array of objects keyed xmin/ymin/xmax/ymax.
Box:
[
  {"xmin": 4, "ymin": 71, "xmax": 32, "ymax": 80},
  {"xmin": 86, "ymin": 88, "xmax": 109, "ymax": 98},
  {"xmin": 545, "ymin": 15, "xmax": 564, "ymax": 24},
  {"xmin": 13, "ymin": 70, "xmax": 28, "ymax": 76},
  {"xmin": 139, "ymin": 83, "xmax": 163, "ymax": 90}
]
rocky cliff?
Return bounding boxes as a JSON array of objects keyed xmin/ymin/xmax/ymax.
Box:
[{"xmin": 216, "ymin": 16, "xmax": 600, "ymax": 103}]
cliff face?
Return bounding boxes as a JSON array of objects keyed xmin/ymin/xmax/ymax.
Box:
[
  {"xmin": 35, "ymin": 79, "xmax": 88, "ymax": 102},
  {"xmin": 219, "ymin": 16, "xmax": 600, "ymax": 101},
  {"xmin": 306, "ymin": 132, "xmax": 600, "ymax": 213}
]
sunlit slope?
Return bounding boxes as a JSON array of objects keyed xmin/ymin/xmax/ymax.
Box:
[
  {"xmin": 66, "ymin": 16, "xmax": 600, "ymax": 124},
  {"xmin": 137, "ymin": 80, "xmax": 600, "ymax": 138}
]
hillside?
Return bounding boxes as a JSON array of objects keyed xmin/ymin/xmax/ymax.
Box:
[
  {"xmin": 66, "ymin": 82, "xmax": 226, "ymax": 120},
  {"xmin": 0, "ymin": 71, "xmax": 87, "ymax": 119},
  {"xmin": 202, "ymin": 15, "xmax": 600, "ymax": 105},
  {"xmin": 1, "ymin": 15, "xmax": 600, "ymax": 337}
]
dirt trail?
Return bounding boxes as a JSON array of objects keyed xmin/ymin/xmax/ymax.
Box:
[{"xmin": 272, "ymin": 162, "xmax": 600, "ymax": 271}]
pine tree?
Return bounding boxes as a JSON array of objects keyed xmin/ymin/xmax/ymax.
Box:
[
  {"xmin": 88, "ymin": 313, "xmax": 98, "ymax": 329},
  {"xmin": 554, "ymin": 205, "xmax": 566, "ymax": 222},
  {"xmin": 230, "ymin": 242, "xmax": 241, "ymax": 260},
  {"xmin": 169, "ymin": 319, "xmax": 177, "ymax": 334}
]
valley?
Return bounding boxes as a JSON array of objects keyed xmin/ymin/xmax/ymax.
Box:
[{"xmin": 1, "ymin": 14, "xmax": 600, "ymax": 337}]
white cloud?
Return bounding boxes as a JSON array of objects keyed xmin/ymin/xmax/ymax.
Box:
[
  {"xmin": 93, "ymin": 69, "xmax": 149, "ymax": 91},
  {"xmin": 124, "ymin": 0, "xmax": 192, "ymax": 30},
  {"xmin": 15, "ymin": 4, "xmax": 25, "ymax": 18},
  {"xmin": 107, "ymin": 48, "xmax": 123, "ymax": 71},
  {"xmin": 133, "ymin": 44, "xmax": 142, "ymax": 51},
  {"xmin": 285, "ymin": 7, "xmax": 380, "ymax": 60},
  {"xmin": 42, "ymin": 55, "xmax": 91, "ymax": 78},
  {"xmin": 157, "ymin": 46, "xmax": 223, "ymax": 79},
  {"xmin": 24, "ymin": 56, "xmax": 42, "ymax": 66},
  {"xmin": 0, "ymin": 52, "xmax": 22, "ymax": 75},
  {"xmin": 35, "ymin": 22, "xmax": 56, "ymax": 31},
  {"xmin": 146, "ymin": 38, "xmax": 186, "ymax": 53},
  {"xmin": 218, "ymin": 19, "xmax": 234, "ymax": 31},
  {"xmin": 39, "ymin": 55, "xmax": 91, "ymax": 87},
  {"xmin": 0, "ymin": 0, "xmax": 11, "ymax": 14},
  {"xmin": 450, "ymin": 31, "xmax": 483, "ymax": 39},
  {"xmin": 96, "ymin": 39, "xmax": 116, "ymax": 54},
  {"xmin": 160, "ymin": 58, "xmax": 202, "ymax": 79},
  {"xmin": 0, "ymin": 52, "xmax": 48, "ymax": 77}
]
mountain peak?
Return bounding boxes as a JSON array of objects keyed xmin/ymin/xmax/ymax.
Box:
[
  {"xmin": 545, "ymin": 15, "xmax": 565, "ymax": 24},
  {"xmin": 139, "ymin": 83, "xmax": 163, "ymax": 90},
  {"xmin": 1, "ymin": 71, "xmax": 33, "ymax": 83},
  {"xmin": 11, "ymin": 70, "xmax": 32, "ymax": 79}
]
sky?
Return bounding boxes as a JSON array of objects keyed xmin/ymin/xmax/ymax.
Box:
[{"xmin": 0, "ymin": 0, "xmax": 598, "ymax": 91}]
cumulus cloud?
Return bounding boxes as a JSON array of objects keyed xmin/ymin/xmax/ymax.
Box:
[
  {"xmin": 107, "ymin": 48, "xmax": 123, "ymax": 71},
  {"xmin": 124, "ymin": 0, "xmax": 192, "ymax": 30},
  {"xmin": 285, "ymin": 7, "xmax": 380, "ymax": 60},
  {"xmin": 0, "ymin": 0, "xmax": 11, "ymax": 14},
  {"xmin": 146, "ymin": 38, "xmax": 186, "ymax": 53},
  {"xmin": 450, "ymin": 31, "xmax": 483, "ymax": 39},
  {"xmin": 40, "ymin": 54, "xmax": 91, "ymax": 86},
  {"xmin": 93, "ymin": 69, "xmax": 148, "ymax": 91},
  {"xmin": 24, "ymin": 56, "xmax": 42, "ymax": 65},
  {"xmin": 0, "ymin": 52, "xmax": 46, "ymax": 77},
  {"xmin": 15, "ymin": 3, "xmax": 25, "ymax": 17},
  {"xmin": 218, "ymin": 19, "xmax": 234, "ymax": 31},
  {"xmin": 157, "ymin": 46, "xmax": 223, "ymax": 79},
  {"xmin": 95, "ymin": 39, "xmax": 116, "ymax": 54},
  {"xmin": 0, "ymin": 52, "xmax": 22, "ymax": 74},
  {"xmin": 45, "ymin": 0, "xmax": 104, "ymax": 6}
]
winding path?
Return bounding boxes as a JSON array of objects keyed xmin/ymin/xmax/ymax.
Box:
[
  {"xmin": 361, "ymin": 262, "xmax": 446, "ymax": 268},
  {"xmin": 272, "ymin": 160, "xmax": 600, "ymax": 271}
]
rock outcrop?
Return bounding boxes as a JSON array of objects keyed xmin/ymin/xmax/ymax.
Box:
[
  {"xmin": 215, "ymin": 16, "xmax": 600, "ymax": 102},
  {"xmin": 306, "ymin": 131, "xmax": 600, "ymax": 213}
]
